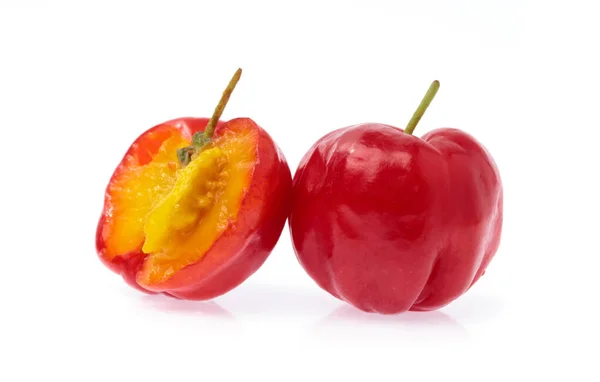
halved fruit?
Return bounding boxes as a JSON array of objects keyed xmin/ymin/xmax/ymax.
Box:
[
  {"xmin": 96, "ymin": 69, "xmax": 292, "ymax": 300},
  {"xmin": 102, "ymin": 122, "xmax": 258, "ymax": 286}
]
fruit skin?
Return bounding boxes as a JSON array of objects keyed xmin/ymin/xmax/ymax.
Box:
[
  {"xmin": 289, "ymin": 123, "xmax": 503, "ymax": 314},
  {"xmin": 96, "ymin": 117, "xmax": 292, "ymax": 300}
]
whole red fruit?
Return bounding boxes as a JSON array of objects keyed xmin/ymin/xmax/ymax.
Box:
[{"xmin": 289, "ymin": 82, "xmax": 503, "ymax": 314}]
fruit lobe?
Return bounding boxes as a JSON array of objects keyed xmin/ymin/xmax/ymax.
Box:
[
  {"xmin": 289, "ymin": 123, "xmax": 503, "ymax": 314},
  {"xmin": 96, "ymin": 117, "xmax": 291, "ymax": 300}
]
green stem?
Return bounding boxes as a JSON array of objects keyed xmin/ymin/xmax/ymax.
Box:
[
  {"xmin": 404, "ymin": 80, "xmax": 440, "ymax": 135},
  {"xmin": 204, "ymin": 68, "xmax": 242, "ymax": 139}
]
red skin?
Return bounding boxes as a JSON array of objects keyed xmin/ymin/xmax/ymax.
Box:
[
  {"xmin": 289, "ymin": 123, "xmax": 503, "ymax": 314},
  {"xmin": 96, "ymin": 117, "xmax": 292, "ymax": 300}
]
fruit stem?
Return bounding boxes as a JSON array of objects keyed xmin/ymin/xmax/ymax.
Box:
[
  {"xmin": 404, "ymin": 80, "xmax": 440, "ymax": 135},
  {"xmin": 204, "ymin": 68, "xmax": 242, "ymax": 139},
  {"xmin": 177, "ymin": 68, "xmax": 242, "ymax": 167}
]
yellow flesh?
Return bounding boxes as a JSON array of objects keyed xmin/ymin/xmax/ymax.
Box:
[
  {"xmin": 106, "ymin": 135, "xmax": 186, "ymax": 255},
  {"xmin": 142, "ymin": 146, "xmax": 228, "ymax": 254},
  {"xmin": 105, "ymin": 128, "xmax": 256, "ymax": 285}
]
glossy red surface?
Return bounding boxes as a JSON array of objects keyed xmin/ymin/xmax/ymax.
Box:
[
  {"xmin": 96, "ymin": 117, "xmax": 292, "ymax": 300},
  {"xmin": 289, "ymin": 123, "xmax": 503, "ymax": 314}
]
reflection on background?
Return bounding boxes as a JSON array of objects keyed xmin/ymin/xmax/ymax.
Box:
[
  {"xmin": 135, "ymin": 281, "xmax": 491, "ymax": 348},
  {"xmin": 140, "ymin": 293, "xmax": 236, "ymax": 320},
  {"xmin": 310, "ymin": 303, "xmax": 470, "ymax": 344}
]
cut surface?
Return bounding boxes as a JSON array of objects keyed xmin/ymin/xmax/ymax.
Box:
[
  {"xmin": 103, "ymin": 124, "xmax": 258, "ymax": 286},
  {"xmin": 142, "ymin": 146, "xmax": 228, "ymax": 254},
  {"xmin": 104, "ymin": 131, "xmax": 188, "ymax": 257}
]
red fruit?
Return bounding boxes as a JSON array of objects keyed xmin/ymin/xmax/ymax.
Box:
[
  {"xmin": 95, "ymin": 69, "xmax": 292, "ymax": 300},
  {"xmin": 289, "ymin": 81, "xmax": 503, "ymax": 314}
]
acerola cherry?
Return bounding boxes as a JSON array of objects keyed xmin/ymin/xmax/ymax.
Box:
[
  {"xmin": 96, "ymin": 69, "xmax": 292, "ymax": 300},
  {"xmin": 289, "ymin": 81, "xmax": 503, "ymax": 314}
]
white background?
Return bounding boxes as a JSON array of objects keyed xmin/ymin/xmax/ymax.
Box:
[{"xmin": 1, "ymin": 0, "xmax": 599, "ymax": 380}]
